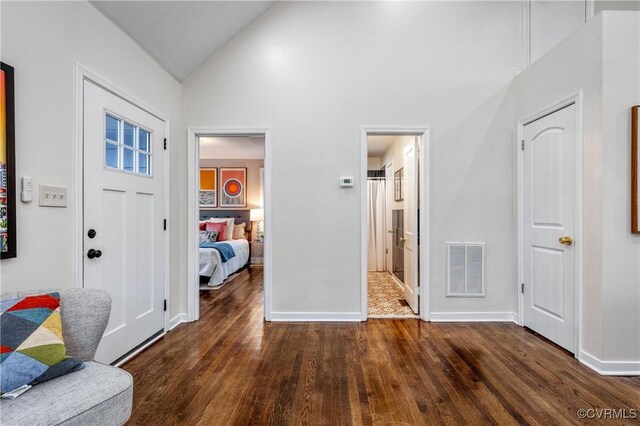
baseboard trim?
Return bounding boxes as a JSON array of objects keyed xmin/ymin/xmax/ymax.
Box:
[
  {"xmin": 579, "ymin": 350, "xmax": 640, "ymax": 376},
  {"xmin": 430, "ymin": 311, "xmax": 518, "ymax": 323},
  {"xmin": 269, "ymin": 312, "xmax": 362, "ymax": 322},
  {"xmin": 169, "ymin": 313, "xmax": 188, "ymax": 331}
]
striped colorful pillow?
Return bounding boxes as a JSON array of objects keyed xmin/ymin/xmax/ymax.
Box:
[{"xmin": 0, "ymin": 292, "xmax": 83, "ymax": 395}]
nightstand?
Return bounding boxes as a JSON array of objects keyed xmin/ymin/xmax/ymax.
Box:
[{"xmin": 250, "ymin": 241, "xmax": 264, "ymax": 265}]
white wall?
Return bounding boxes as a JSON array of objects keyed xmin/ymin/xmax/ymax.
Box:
[
  {"xmin": 0, "ymin": 2, "xmax": 184, "ymax": 318},
  {"xmin": 529, "ymin": 0, "xmax": 587, "ymax": 64},
  {"xmin": 182, "ymin": 1, "xmax": 523, "ymax": 317},
  {"xmin": 527, "ymin": 0, "xmax": 640, "ymax": 65},
  {"xmin": 514, "ymin": 12, "xmax": 640, "ymax": 364},
  {"xmin": 594, "ymin": 0, "xmax": 640, "ymax": 14},
  {"xmin": 600, "ymin": 12, "xmax": 640, "ymax": 362},
  {"xmin": 366, "ymin": 157, "xmax": 381, "ymax": 170}
]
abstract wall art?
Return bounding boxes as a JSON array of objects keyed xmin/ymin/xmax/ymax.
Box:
[
  {"xmin": 199, "ymin": 167, "xmax": 217, "ymax": 209},
  {"xmin": 1, "ymin": 62, "xmax": 16, "ymax": 259},
  {"xmin": 219, "ymin": 167, "xmax": 247, "ymax": 208}
]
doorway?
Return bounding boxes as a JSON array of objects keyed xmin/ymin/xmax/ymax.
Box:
[
  {"xmin": 78, "ymin": 68, "xmax": 168, "ymax": 365},
  {"xmin": 187, "ymin": 128, "xmax": 272, "ymax": 322},
  {"xmin": 521, "ymin": 103, "xmax": 578, "ymax": 353},
  {"xmin": 361, "ymin": 128, "xmax": 430, "ymax": 320}
]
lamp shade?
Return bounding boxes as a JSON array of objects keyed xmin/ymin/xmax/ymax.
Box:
[{"xmin": 250, "ymin": 208, "xmax": 264, "ymax": 222}]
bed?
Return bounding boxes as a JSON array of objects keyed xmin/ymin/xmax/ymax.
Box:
[
  {"xmin": 200, "ymin": 238, "xmax": 250, "ymax": 287},
  {"xmin": 199, "ymin": 210, "xmax": 251, "ymax": 287}
]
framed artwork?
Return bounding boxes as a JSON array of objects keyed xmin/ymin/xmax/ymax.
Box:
[
  {"xmin": 199, "ymin": 168, "xmax": 217, "ymax": 209},
  {"xmin": 632, "ymin": 105, "xmax": 640, "ymax": 233},
  {"xmin": 1, "ymin": 62, "xmax": 16, "ymax": 259},
  {"xmin": 220, "ymin": 167, "xmax": 247, "ymax": 208},
  {"xmin": 394, "ymin": 168, "xmax": 404, "ymax": 201}
]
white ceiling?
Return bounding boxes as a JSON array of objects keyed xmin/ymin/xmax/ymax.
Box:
[
  {"xmin": 367, "ymin": 135, "xmax": 398, "ymax": 157},
  {"xmin": 91, "ymin": 1, "xmax": 274, "ymax": 81},
  {"xmin": 199, "ymin": 136, "xmax": 265, "ymax": 160}
]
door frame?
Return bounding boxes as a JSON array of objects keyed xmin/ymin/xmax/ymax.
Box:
[
  {"xmin": 516, "ymin": 92, "xmax": 583, "ymax": 357},
  {"xmin": 186, "ymin": 127, "xmax": 272, "ymax": 322},
  {"xmin": 360, "ymin": 127, "xmax": 431, "ymax": 321},
  {"xmin": 73, "ymin": 63, "xmax": 171, "ymax": 332}
]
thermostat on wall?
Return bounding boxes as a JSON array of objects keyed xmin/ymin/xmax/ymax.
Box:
[{"xmin": 339, "ymin": 177, "xmax": 354, "ymax": 187}]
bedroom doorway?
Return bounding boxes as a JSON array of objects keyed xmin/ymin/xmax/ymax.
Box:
[
  {"xmin": 187, "ymin": 128, "xmax": 272, "ymax": 323},
  {"xmin": 361, "ymin": 129, "xmax": 430, "ymax": 320}
]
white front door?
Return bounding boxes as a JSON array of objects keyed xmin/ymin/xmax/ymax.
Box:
[
  {"xmin": 402, "ymin": 139, "xmax": 419, "ymax": 313},
  {"xmin": 83, "ymin": 80, "xmax": 166, "ymax": 364},
  {"xmin": 385, "ymin": 161, "xmax": 393, "ymax": 272},
  {"xmin": 523, "ymin": 104, "xmax": 576, "ymax": 353}
]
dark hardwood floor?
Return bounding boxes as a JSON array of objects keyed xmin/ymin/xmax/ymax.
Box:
[{"xmin": 123, "ymin": 267, "xmax": 640, "ymax": 425}]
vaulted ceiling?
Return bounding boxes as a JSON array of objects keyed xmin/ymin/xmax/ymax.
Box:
[{"xmin": 91, "ymin": 1, "xmax": 274, "ymax": 81}]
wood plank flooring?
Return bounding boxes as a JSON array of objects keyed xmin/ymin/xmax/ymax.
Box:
[{"xmin": 123, "ymin": 268, "xmax": 640, "ymax": 425}]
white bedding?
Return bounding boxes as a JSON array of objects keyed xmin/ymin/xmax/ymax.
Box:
[{"xmin": 199, "ymin": 239, "xmax": 250, "ymax": 287}]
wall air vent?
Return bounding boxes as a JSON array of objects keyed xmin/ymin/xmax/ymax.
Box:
[{"xmin": 446, "ymin": 242, "xmax": 485, "ymax": 297}]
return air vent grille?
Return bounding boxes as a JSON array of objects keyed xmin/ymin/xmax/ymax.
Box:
[{"xmin": 446, "ymin": 242, "xmax": 485, "ymax": 297}]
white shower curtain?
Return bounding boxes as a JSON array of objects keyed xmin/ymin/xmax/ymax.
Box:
[{"xmin": 367, "ymin": 179, "xmax": 386, "ymax": 272}]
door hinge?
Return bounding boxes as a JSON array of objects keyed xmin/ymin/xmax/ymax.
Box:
[
  {"xmin": 521, "ymin": 140, "xmax": 525, "ymax": 150},
  {"xmin": 163, "ymin": 219, "xmax": 167, "ymax": 230},
  {"xmin": 163, "ymin": 299, "xmax": 167, "ymax": 311},
  {"xmin": 164, "ymin": 138, "xmax": 167, "ymax": 150},
  {"xmin": 521, "ymin": 283, "xmax": 525, "ymax": 294},
  {"xmin": 416, "ymin": 287, "xmax": 420, "ymax": 296}
]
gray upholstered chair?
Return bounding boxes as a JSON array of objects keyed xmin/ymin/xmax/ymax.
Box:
[{"xmin": 0, "ymin": 289, "xmax": 133, "ymax": 426}]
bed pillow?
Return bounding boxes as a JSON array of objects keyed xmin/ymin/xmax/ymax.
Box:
[
  {"xmin": 232, "ymin": 222, "xmax": 246, "ymax": 239},
  {"xmin": 0, "ymin": 292, "xmax": 84, "ymax": 396},
  {"xmin": 199, "ymin": 221, "xmax": 207, "ymax": 231},
  {"xmin": 205, "ymin": 222, "xmax": 227, "ymax": 241},
  {"xmin": 207, "ymin": 218, "xmax": 235, "ymax": 241},
  {"xmin": 199, "ymin": 230, "xmax": 219, "ymax": 244}
]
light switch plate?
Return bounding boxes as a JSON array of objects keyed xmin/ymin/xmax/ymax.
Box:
[{"xmin": 39, "ymin": 185, "xmax": 67, "ymax": 207}]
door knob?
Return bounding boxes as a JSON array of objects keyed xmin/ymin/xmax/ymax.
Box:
[
  {"xmin": 399, "ymin": 237, "xmax": 406, "ymax": 242},
  {"xmin": 87, "ymin": 249, "xmax": 102, "ymax": 259},
  {"xmin": 388, "ymin": 230, "xmax": 394, "ymax": 234},
  {"xmin": 87, "ymin": 229, "xmax": 96, "ymax": 239},
  {"xmin": 558, "ymin": 236, "xmax": 573, "ymax": 246}
]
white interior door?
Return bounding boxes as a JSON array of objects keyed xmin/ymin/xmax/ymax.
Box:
[
  {"xmin": 523, "ymin": 104, "xmax": 576, "ymax": 353},
  {"xmin": 385, "ymin": 161, "xmax": 393, "ymax": 272},
  {"xmin": 402, "ymin": 139, "xmax": 419, "ymax": 313},
  {"xmin": 83, "ymin": 80, "xmax": 165, "ymax": 364}
]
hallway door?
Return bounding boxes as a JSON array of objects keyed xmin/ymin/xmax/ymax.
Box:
[
  {"xmin": 523, "ymin": 104, "xmax": 576, "ymax": 353},
  {"xmin": 402, "ymin": 139, "xmax": 419, "ymax": 313}
]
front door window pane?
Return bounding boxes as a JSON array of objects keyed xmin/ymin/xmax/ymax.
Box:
[
  {"xmin": 106, "ymin": 143, "xmax": 119, "ymax": 169},
  {"xmin": 104, "ymin": 113, "xmax": 153, "ymax": 176},
  {"xmin": 106, "ymin": 115, "xmax": 119, "ymax": 142},
  {"xmin": 123, "ymin": 123, "xmax": 135, "ymax": 148},
  {"xmin": 123, "ymin": 148, "xmax": 134, "ymax": 172}
]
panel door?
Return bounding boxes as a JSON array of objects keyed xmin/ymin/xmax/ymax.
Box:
[
  {"xmin": 83, "ymin": 80, "xmax": 165, "ymax": 364},
  {"xmin": 402, "ymin": 139, "xmax": 419, "ymax": 314},
  {"xmin": 523, "ymin": 104, "xmax": 576, "ymax": 352},
  {"xmin": 385, "ymin": 161, "xmax": 394, "ymax": 271}
]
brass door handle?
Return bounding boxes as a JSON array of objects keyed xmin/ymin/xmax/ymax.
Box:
[
  {"xmin": 388, "ymin": 230, "xmax": 394, "ymax": 234},
  {"xmin": 399, "ymin": 237, "xmax": 406, "ymax": 242},
  {"xmin": 559, "ymin": 236, "xmax": 573, "ymax": 246}
]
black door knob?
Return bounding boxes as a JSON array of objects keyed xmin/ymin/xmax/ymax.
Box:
[
  {"xmin": 87, "ymin": 249, "xmax": 97, "ymax": 259},
  {"xmin": 94, "ymin": 250, "xmax": 102, "ymax": 258},
  {"xmin": 88, "ymin": 229, "xmax": 97, "ymax": 239}
]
